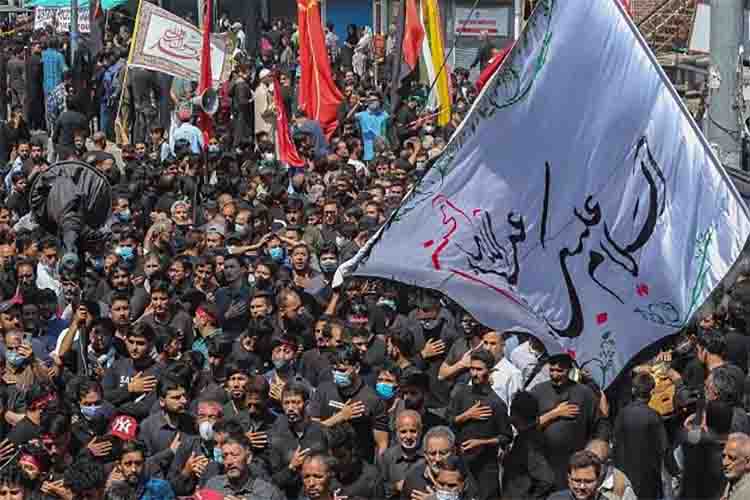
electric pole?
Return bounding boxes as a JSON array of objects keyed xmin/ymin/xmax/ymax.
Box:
[{"xmin": 707, "ymin": 0, "xmax": 745, "ymax": 169}]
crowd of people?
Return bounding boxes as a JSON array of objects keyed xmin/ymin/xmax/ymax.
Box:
[{"xmin": 0, "ymin": 6, "xmax": 746, "ymax": 500}]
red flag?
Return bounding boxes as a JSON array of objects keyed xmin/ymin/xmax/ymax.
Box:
[
  {"xmin": 297, "ymin": 0, "xmax": 343, "ymax": 138},
  {"xmin": 197, "ymin": 0, "xmax": 213, "ymax": 145},
  {"xmin": 475, "ymin": 45, "xmax": 512, "ymax": 93},
  {"xmin": 619, "ymin": 0, "xmax": 632, "ymax": 16},
  {"xmin": 273, "ymin": 77, "xmax": 305, "ymax": 167},
  {"xmin": 402, "ymin": 0, "xmax": 424, "ymax": 77}
]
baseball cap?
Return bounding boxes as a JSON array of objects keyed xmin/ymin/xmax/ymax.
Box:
[
  {"xmin": 109, "ymin": 414, "xmax": 138, "ymax": 441},
  {"xmin": 205, "ymin": 223, "xmax": 226, "ymax": 237}
]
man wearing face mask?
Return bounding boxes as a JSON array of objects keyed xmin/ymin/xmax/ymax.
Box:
[
  {"xmin": 269, "ymin": 383, "xmax": 329, "ymax": 498},
  {"xmin": 410, "ymin": 293, "xmax": 460, "ymax": 409},
  {"xmin": 71, "ymin": 379, "xmax": 116, "ymax": 460},
  {"xmin": 192, "ymin": 303, "xmax": 223, "ymax": 368},
  {"xmin": 380, "ymin": 410, "xmax": 424, "ymax": 499},
  {"xmin": 310, "ymin": 344, "xmax": 389, "ymax": 462},
  {"xmin": 168, "ymin": 399, "xmax": 224, "ymax": 496},
  {"xmin": 356, "ymin": 93, "xmax": 389, "ymax": 162}
]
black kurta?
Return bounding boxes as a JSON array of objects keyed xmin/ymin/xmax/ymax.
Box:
[
  {"xmin": 530, "ymin": 380, "xmax": 600, "ymax": 488},
  {"xmin": 613, "ymin": 399, "xmax": 668, "ymax": 499}
]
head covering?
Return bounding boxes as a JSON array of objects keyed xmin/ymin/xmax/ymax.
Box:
[
  {"xmin": 259, "ymin": 69, "xmax": 272, "ymax": 80},
  {"xmin": 109, "ymin": 414, "xmax": 138, "ymax": 441}
]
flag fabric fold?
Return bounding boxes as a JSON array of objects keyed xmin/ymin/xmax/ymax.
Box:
[
  {"xmin": 335, "ymin": 0, "xmax": 750, "ymax": 388},
  {"xmin": 389, "ymin": 0, "xmax": 425, "ymax": 114},
  {"xmin": 273, "ymin": 76, "xmax": 305, "ymax": 167},
  {"xmin": 422, "ymin": 0, "xmax": 451, "ymax": 126},
  {"xmin": 297, "ymin": 0, "xmax": 343, "ymax": 138},
  {"xmin": 197, "ymin": 0, "xmax": 213, "ymax": 145},
  {"xmin": 475, "ymin": 45, "xmax": 512, "ymax": 92}
]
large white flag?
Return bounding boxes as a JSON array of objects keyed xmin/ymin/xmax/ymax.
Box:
[
  {"xmin": 336, "ymin": 0, "xmax": 750, "ymax": 387},
  {"xmin": 129, "ymin": 1, "xmax": 231, "ymax": 86}
]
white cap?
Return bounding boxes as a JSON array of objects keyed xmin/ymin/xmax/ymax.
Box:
[{"xmin": 259, "ymin": 69, "xmax": 271, "ymax": 80}]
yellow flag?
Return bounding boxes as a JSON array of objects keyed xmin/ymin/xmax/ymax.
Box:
[{"xmin": 422, "ymin": 0, "xmax": 451, "ymax": 126}]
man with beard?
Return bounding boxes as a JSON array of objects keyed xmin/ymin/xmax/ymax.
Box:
[
  {"xmin": 102, "ymin": 323, "xmax": 163, "ymax": 420},
  {"xmin": 722, "ymin": 432, "xmax": 750, "ymax": 500},
  {"xmin": 168, "ymin": 399, "xmax": 223, "ymax": 496},
  {"xmin": 276, "ymin": 289, "xmax": 313, "ymax": 338},
  {"xmin": 389, "ymin": 368, "xmax": 447, "ymax": 437},
  {"xmin": 265, "ymin": 335, "xmax": 314, "ymax": 414},
  {"xmin": 481, "ymin": 330, "xmax": 523, "ymax": 409},
  {"xmin": 15, "ymin": 257, "xmax": 40, "ymax": 302},
  {"xmin": 448, "ymin": 349, "xmax": 512, "ymax": 500},
  {"xmin": 223, "ymin": 369, "xmax": 276, "ymax": 463},
  {"xmin": 215, "ymin": 255, "xmax": 252, "ymax": 338},
  {"xmin": 205, "ymin": 433, "xmax": 284, "ymax": 500},
  {"xmin": 531, "ymin": 354, "xmax": 602, "ymax": 489},
  {"xmin": 410, "ymin": 293, "xmax": 460, "ymax": 409},
  {"xmin": 401, "ymin": 426, "xmax": 478, "ymax": 500},
  {"xmin": 270, "ymin": 382, "xmax": 329, "ymax": 498},
  {"xmin": 192, "ymin": 303, "xmax": 223, "ymax": 368},
  {"xmin": 438, "ymin": 312, "xmax": 484, "ymax": 387},
  {"xmin": 106, "ymin": 439, "xmax": 176, "ymax": 499},
  {"xmin": 380, "ymin": 410, "xmax": 424, "ymax": 499},
  {"xmin": 138, "ymin": 376, "xmax": 194, "ymax": 476},
  {"xmin": 310, "ymin": 344, "xmax": 389, "ymax": 462},
  {"xmin": 300, "ymin": 454, "xmax": 337, "ymax": 500}
]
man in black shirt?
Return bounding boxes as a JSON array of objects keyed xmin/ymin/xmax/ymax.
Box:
[
  {"xmin": 448, "ymin": 349, "xmax": 512, "ymax": 500},
  {"xmin": 531, "ymin": 353, "xmax": 602, "ymax": 489},
  {"xmin": 379, "ymin": 410, "xmax": 424, "ymax": 499},
  {"xmin": 102, "ymin": 323, "xmax": 163, "ymax": 421},
  {"xmin": 270, "ymin": 382, "xmax": 329, "ymax": 498},
  {"xmin": 310, "ymin": 344, "xmax": 389, "ymax": 462}
]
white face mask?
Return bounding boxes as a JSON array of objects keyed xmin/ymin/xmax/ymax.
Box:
[
  {"xmin": 263, "ymin": 152, "xmax": 275, "ymax": 161},
  {"xmin": 199, "ymin": 421, "xmax": 214, "ymax": 441}
]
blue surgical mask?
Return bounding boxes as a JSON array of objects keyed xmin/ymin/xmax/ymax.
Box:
[
  {"xmin": 436, "ymin": 490, "xmax": 460, "ymax": 500},
  {"xmin": 269, "ymin": 247, "xmax": 285, "ymax": 263},
  {"xmin": 320, "ymin": 259, "xmax": 338, "ymax": 274},
  {"xmin": 115, "ymin": 209, "xmax": 131, "ymax": 223},
  {"xmin": 376, "ymin": 382, "xmax": 396, "ymax": 400},
  {"xmin": 5, "ymin": 351, "xmax": 25, "ymax": 368},
  {"xmin": 213, "ymin": 447, "xmax": 224, "ymax": 463},
  {"xmin": 332, "ymin": 369, "xmax": 352, "ymax": 388},
  {"xmin": 116, "ymin": 246, "xmax": 135, "ymax": 261},
  {"xmin": 80, "ymin": 404, "xmax": 103, "ymax": 420}
]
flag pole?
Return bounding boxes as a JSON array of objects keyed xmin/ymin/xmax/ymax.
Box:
[{"xmin": 113, "ymin": 0, "xmax": 143, "ymax": 144}]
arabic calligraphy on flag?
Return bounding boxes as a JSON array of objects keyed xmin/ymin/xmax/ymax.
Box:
[
  {"xmin": 335, "ymin": 0, "xmax": 750, "ymax": 388},
  {"xmin": 129, "ymin": 1, "xmax": 231, "ymax": 86}
]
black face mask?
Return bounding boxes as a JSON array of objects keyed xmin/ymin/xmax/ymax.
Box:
[{"xmin": 286, "ymin": 309, "xmax": 314, "ymax": 333}]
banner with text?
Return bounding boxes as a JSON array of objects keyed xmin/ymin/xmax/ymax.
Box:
[
  {"xmin": 336, "ymin": 0, "xmax": 750, "ymax": 388},
  {"xmin": 34, "ymin": 6, "xmax": 90, "ymax": 34},
  {"xmin": 129, "ymin": 1, "xmax": 231, "ymax": 86}
]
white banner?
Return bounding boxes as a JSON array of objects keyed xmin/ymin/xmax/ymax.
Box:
[
  {"xmin": 337, "ymin": 0, "xmax": 750, "ymax": 387},
  {"xmin": 455, "ymin": 6, "xmax": 509, "ymax": 37},
  {"xmin": 34, "ymin": 6, "xmax": 90, "ymax": 34},
  {"xmin": 129, "ymin": 1, "xmax": 231, "ymax": 85}
]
